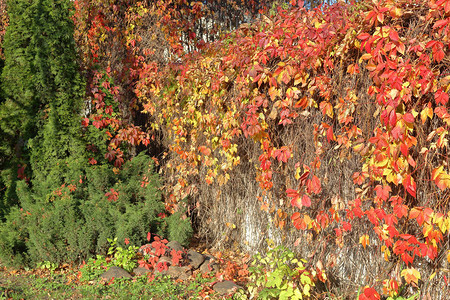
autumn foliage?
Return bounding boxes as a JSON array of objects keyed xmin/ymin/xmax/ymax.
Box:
[
  {"xmin": 131, "ymin": 0, "xmax": 449, "ymax": 297},
  {"xmin": 1, "ymin": 0, "xmax": 450, "ymax": 298}
]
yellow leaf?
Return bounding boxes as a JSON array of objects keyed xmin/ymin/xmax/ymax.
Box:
[
  {"xmin": 420, "ymin": 104, "xmax": 433, "ymax": 124},
  {"xmin": 432, "ymin": 166, "xmax": 444, "ymax": 180},
  {"xmin": 359, "ymin": 234, "xmax": 370, "ymax": 248},
  {"xmin": 381, "ymin": 245, "xmax": 391, "ymax": 261},
  {"xmin": 429, "ymin": 272, "xmax": 436, "ymax": 281},
  {"xmin": 401, "ymin": 267, "xmax": 421, "ymax": 285},
  {"xmin": 353, "ymin": 143, "xmax": 364, "ymax": 153},
  {"xmin": 447, "ymin": 250, "xmax": 450, "ymax": 263},
  {"xmin": 226, "ymin": 222, "xmax": 236, "ymax": 229},
  {"xmin": 294, "ymin": 167, "xmax": 301, "ymax": 180},
  {"xmin": 422, "ymin": 224, "xmax": 433, "ymax": 237},
  {"xmin": 304, "ymin": 214, "xmax": 312, "ymax": 229}
]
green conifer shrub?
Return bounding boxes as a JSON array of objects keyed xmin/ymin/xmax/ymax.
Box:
[
  {"xmin": 0, "ymin": 153, "xmax": 166, "ymax": 267},
  {"xmin": 164, "ymin": 210, "xmax": 194, "ymax": 247},
  {"xmin": 0, "ymin": 0, "xmax": 193, "ymax": 267}
]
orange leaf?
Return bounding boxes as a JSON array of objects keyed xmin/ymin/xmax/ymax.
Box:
[
  {"xmin": 260, "ymin": 202, "xmax": 269, "ymax": 212},
  {"xmin": 401, "ymin": 267, "xmax": 421, "ymax": 285},
  {"xmin": 198, "ymin": 146, "xmax": 211, "ymax": 156},
  {"xmin": 291, "ymin": 212, "xmax": 306, "ymax": 230},
  {"xmin": 291, "ymin": 196, "xmax": 302, "ymax": 209},
  {"xmin": 359, "ymin": 286, "xmax": 380, "ymax": 300},
  {"xmin": 409, "ymin": 207, "xmax": 425, "ymax": 226},
  {"xmin": 359, "ymin": 234, "xmax": 370, "ymax": 249}
]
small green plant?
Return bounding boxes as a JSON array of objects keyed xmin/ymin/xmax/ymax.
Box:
[
  {"xmin": 164, "ymin": 203, "xmax": 193, "ymax": 247},
  {"xmin": 387, "ymin": 295, "xmax": 419, "ymax": 300},
  {"xmin": 107, "ymin": 237, "xmax": 139, "ymax": 272},
  {"xmin": 247, "ymin": 242, "xmax": 316, "ymax": 300},
  {"xmin": 381, "ymin": 278, "xmax": 420, "ymax": 300},
  {"xmin": 386, "ymin": 289, "xmax": 420, "ymax": 300},
  {"xmin": 79, "ymin": 254, "xmax": 112, "ymax": 282},
  {"xmin": 36, "ymin": 260, "xmax": 58, "ymax": 273}
]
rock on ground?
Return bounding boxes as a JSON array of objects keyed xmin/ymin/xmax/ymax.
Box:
[
  {"xmin": 100, "ymin": 266, "xmax": 132, "ymax": 280},
  {"xmin": 213, "ymin": 280, "xmax": 243, "ymax": 295}
]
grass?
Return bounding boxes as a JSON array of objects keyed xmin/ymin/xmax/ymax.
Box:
[{"xmin": 0, "ymin": 266, "xmax": 223, "ymax": 300}]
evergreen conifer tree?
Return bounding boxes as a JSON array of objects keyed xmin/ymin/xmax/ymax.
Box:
[
  {"xmin": 0, "ymin": 0, "xmax": 85, "ymax": 217},
  {"xmin": 0, "ymin": 0, "xmax": 88, "ymax": 264},
  {"xmin": 0, "ymin": 0, "xmax": 190, "ymax": 266}
]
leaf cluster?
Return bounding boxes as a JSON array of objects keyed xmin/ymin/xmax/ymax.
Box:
[{"xmin": 247, "ymin": 244, "xmax": 316, "ymax": 299}]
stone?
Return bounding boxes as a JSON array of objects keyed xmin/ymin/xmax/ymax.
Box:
[
  {"xmin": 158, "ymin": 255, "xmax": 173, "ymax": 265},
  {"xmin": 167, "ymin": 266, "xmax": 191, "ymax": 280},
  {"xmin": 199, "ymin": 255, "xmax": 219, "ymax": 273},
  {"xmin": 100, "ymin": 266, "xmax": 132, "ymax": 280},
  {"xmin": 187, "ymin": 249, "xmax": 205, "ymax": 269},
  {"xmin": 213, "ymin": 280, "xmax": 243, "ymax": 295},
  {"xmin": 167, "ymin": 240, "xmax": 184, "ymax": 252},
  {"xmin": 133, "ymin": 267, "xmax": 151, "ymax": 276},
  {"xmin": 154, "ymin": 265, "xmax": 191, "ymax": 280}
]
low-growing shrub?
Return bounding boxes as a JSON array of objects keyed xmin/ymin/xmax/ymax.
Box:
[
  {"xmin": 107, "ymin": 237, "xmax": 138, "ymax": 272},
  {"xmin": 0, "ymin": 153, "xmax": 191, "ymax": 267},
  {"xmin": 164, "ymin": 210, "xmax": 193, "ymax": 247},
  {"xmin": 247, "ymin": 243, "xmax": 317, "ymax": 300},
  {"xmin": 79, "ymin": 254, "xmax": 113, "ymax": 282}
]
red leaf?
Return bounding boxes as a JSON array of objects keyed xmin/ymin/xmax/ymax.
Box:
[
  {"xmin": 434, "ymin": 48, "xmax": 445, "ymax": 62},
  {"xmin": 393, "ymin": 204, "xmax": 408, "ymax": 219},
  {"xmin": 357, "ymin": 33, "xmax": 371, "ymax": 40},
  {"xmin": 352, "ymin": 172, "xmax": 367, "ymax": 185},
  {"xmin": 82, "ymin": 118, "xmax": 89, "ymax": 127},
  {"xmin": 359, "ymin": 287, "xmax": 380, "ymax": 300},
  {"xmin": 400, "ymin": 143, "xmax": 409, "ymax": 157},
  {"xmin": 403, "ymin": 113, "xmax": 414, "ymax": 123},
  {"xmin": 403, "ymin": 175, "xmax": 416, "ymax": 198},
  {"xmin": 342, "ymin": 221, "xmax": 351, "ymax": 231},
  {"xmin": 302, "ymin": 194, "xmax": 311, "ymax": 207},
  {"xmin": 310, "ymin": 175, "xmax": 321, "ymax": 194},
  {"xmin": 327, "ymin": 126, "xmax": 334, "ymax": 142},
  {"xmin": 435, "ymin": 89, "xmax": 449, "ymax": 105},
  {"xmin": 273, "ymin": 147, "xmax": 291, "ymax": 163},
  {"xmin": 389, "ymin": 110, "xmax": 397, "ymax": 127},
  {"xmin": 426, "ymin": 40, "xmax": 437, "ymax": 49},
  {"xmin": 374, "ymin": 185, "xmax": 391, "ymax": 201},
  {"xmin": 389, "ymin": 30, "xmax": 399, "ymax": 42},
  {"xmin": 433, "ymin": 19, "xmax": 450, "ymax": 29},
  {"xmin": 147, "ymin": 232, "xmax": 151, "ymax": 242},
  {"xmin": 291, "ymin": 196, "xmax": 302, "ymax": 209},
  {"xmin": 286, "ymin": 189, "xmax": 300, "ymax": 199},
  {"xmin": 291, "ymin": 212, "xmax": 307, "ymax": 230}
]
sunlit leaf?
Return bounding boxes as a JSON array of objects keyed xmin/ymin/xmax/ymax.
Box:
[{"xmin": 401, "ymin": 267, "xmax": 421, "ymax": 285}]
